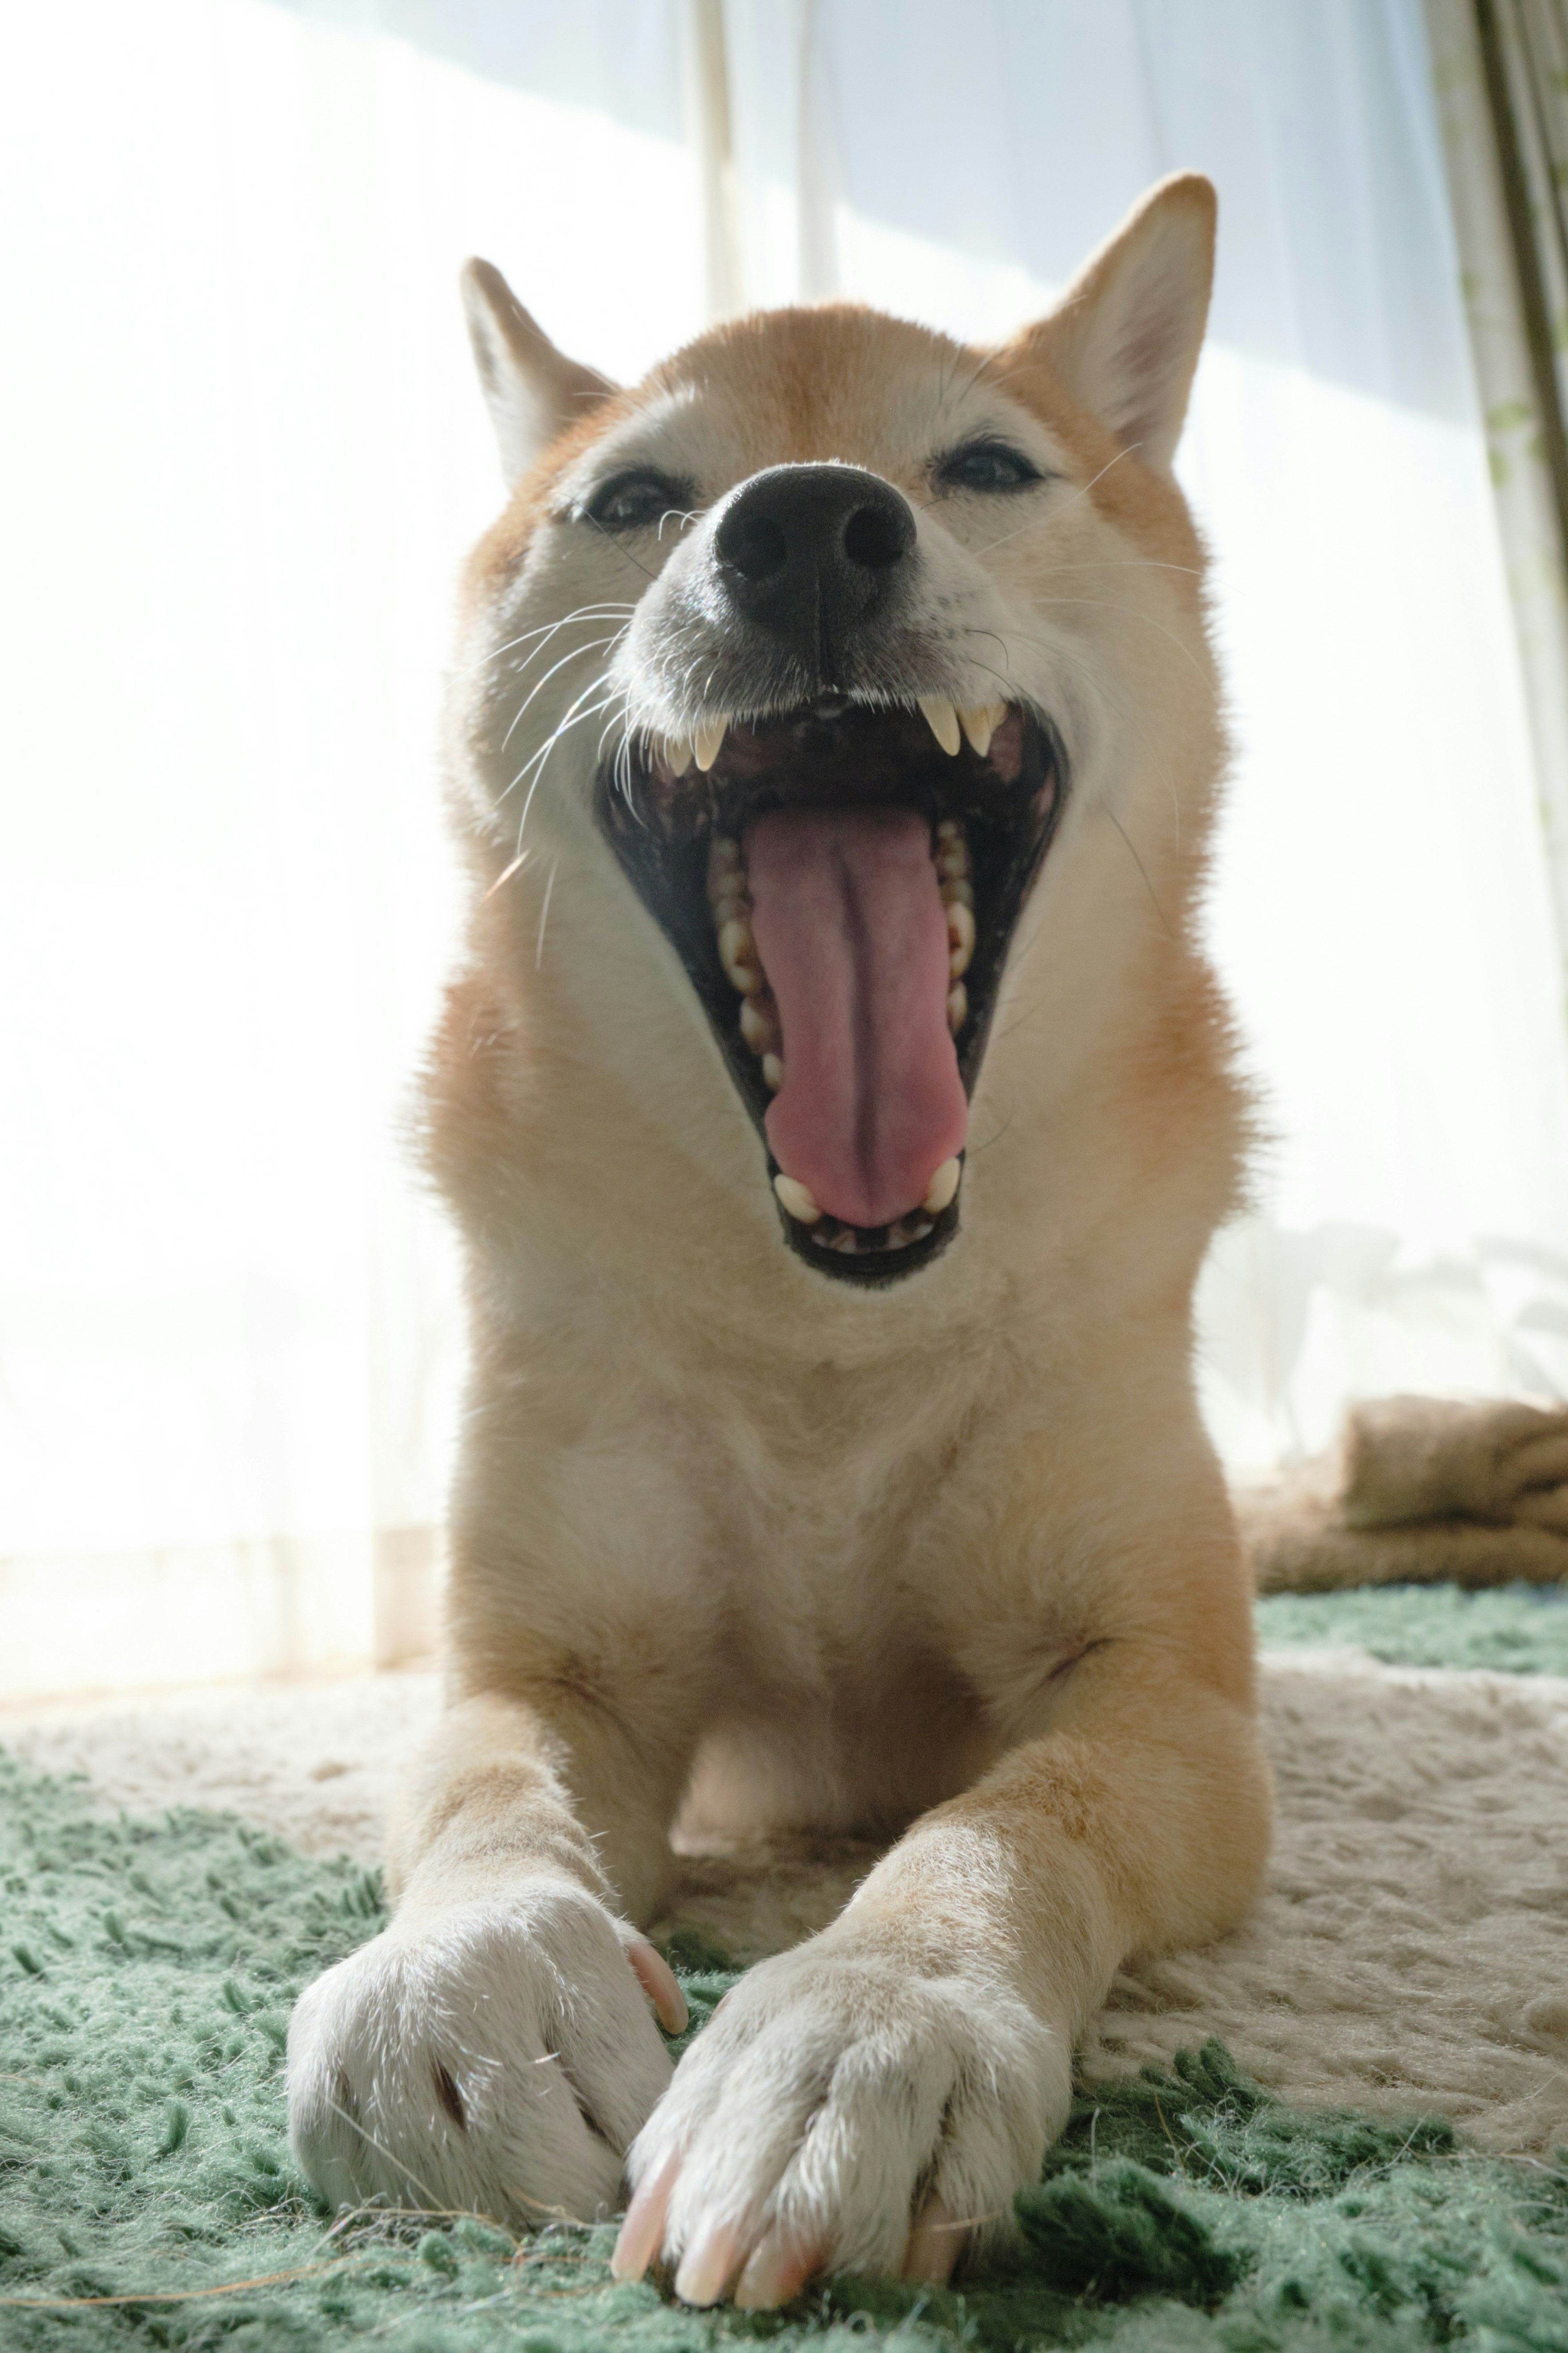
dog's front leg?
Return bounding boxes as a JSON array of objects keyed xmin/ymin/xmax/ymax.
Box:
[
  {"xmin": 287, "ymin": 1685, "xmax": 696, "ymax": 2229},
  {"xmin": 615, "ymin": 1624, "xmax": 1270, "ymax": 2307}
]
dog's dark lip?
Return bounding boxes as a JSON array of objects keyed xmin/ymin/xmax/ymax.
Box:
[{"xmin": 596, "ymin": 700, "xmax": 1069, "ymax": 1286}]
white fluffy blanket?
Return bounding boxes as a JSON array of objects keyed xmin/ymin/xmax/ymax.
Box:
[{"xmin": 7, "ymin": 1648, "xmax": 1566, "ymax": 2157}]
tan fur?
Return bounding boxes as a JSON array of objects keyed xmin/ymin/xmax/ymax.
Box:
[{"xmin": 288, "ymin": 173, "xmax": 1272, "ymax": 2301}]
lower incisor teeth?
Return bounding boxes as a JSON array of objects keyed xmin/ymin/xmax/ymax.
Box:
[
  {"xmin": 774, "ymin": 1173, "xmax": 821, "ymax": 1224},
  {"xmin": 923, "ymin": 1157, "xmax": 962, "ymax": 1214}
]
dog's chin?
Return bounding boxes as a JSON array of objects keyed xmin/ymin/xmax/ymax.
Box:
[{"xmin": 596, "ymin": 698, "xmax": 1068, "ymax": 1287}]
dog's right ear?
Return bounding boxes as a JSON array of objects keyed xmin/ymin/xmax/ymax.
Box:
[{"xmin": 461, "ymin": 260, "xmax": 618, "ymax": 486}]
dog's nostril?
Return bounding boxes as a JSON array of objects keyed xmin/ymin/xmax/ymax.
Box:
[
  {"xmin": 719, "ymin": 511, "xmax": 789, "ymax": 582},
  {"xmin": 844, "ymin": 503, "xmax": 911, "ymax": 570}
]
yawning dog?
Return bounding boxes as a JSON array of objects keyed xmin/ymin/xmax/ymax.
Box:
[{"xmin": 287, "ymin": 171, "xmax": 1271, "ymax": 2309}]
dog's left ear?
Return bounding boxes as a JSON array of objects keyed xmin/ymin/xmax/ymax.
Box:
[
  {"xmin": 461, "ymin": 259, "xmax": 619, "ymax": 486},
  {"xmin": 1009, "ymin": 173, "xmax": 1216, "ymax": 474}
]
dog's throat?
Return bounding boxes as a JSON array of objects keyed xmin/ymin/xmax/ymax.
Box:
[{"xmin": 744, "ymin": 807, "xmax": 968, "ymax": 1230}]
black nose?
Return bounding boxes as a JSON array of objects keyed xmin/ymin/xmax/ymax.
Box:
[{"xmin": 712, "ymin": 464, "xmax": 917, "ymax": 681}]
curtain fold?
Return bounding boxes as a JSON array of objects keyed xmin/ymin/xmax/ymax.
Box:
[{"xmin": 1424, "ymin": 0, "xmax": 1568, "ymax": 1003}]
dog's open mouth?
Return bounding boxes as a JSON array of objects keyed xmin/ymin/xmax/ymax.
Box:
[{"xmin": 597, "ymin": 698, "xmax": 1067, "ymax": 1283}]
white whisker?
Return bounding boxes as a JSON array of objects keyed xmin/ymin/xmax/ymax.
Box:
[
  {"xmin": 499, "ymin": 631, "xmax": 627, "ymax": 755},
  {"xmin": 534, "ymin": 860, "xmax": 559, "ymax": 970}
]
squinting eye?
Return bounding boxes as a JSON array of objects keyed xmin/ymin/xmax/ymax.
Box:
[
  {"xmin": 933, "ymin": 441, "xmax": 1043, "ymax": 495},
  {"xmin": 585, "ymin": 471, "xmax": 690, "ymax": 532}
]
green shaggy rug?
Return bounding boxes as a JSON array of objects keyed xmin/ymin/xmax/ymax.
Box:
[
  {"xmin": 1254, "ymin": 1578, "xmax": 1568, "ymax": 1675},
  {"xmin": 2, "ymin": 1583, "xmax": 1566, "ymax": 2351}
]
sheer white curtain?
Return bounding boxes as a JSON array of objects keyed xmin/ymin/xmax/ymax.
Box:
[
  {"xmin": 0, "ymin": 0, "xmax": 708, "ymax": 1696},
  {"xmin": 3, "ymin": 0, "xmax": 1565, "ymax": 1700}
]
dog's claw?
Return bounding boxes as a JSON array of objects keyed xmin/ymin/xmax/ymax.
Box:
[
  {"xmin": 673, "ymin": 2216, "xmax": 744, "ymax": 2306},
  {"xmin": 735, "ymin": 2228, "xmax": 821, "ymax": 2309},
  {"xmin": 624, "ymin": 1937, "xmax": 688, "ymax": 2034},
  {"xmin": 903, "ymin": 2197, "xmax": 962, "ymax": 2283},
  {"xmin": 610, "ymin": 2149, "xmax": 679, "ymax": 2282}
]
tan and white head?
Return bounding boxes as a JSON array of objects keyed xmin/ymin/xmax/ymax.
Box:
[{"xmin": 445, "ymin": 175, "xmax": 1226, "ymax": 1300}]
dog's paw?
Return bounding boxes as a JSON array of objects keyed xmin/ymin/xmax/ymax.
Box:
[
  {"xmin": 612, "ymin": 1932, "xmax": 1071, "ymax": 2307},
  {"xmin": 287, "ymin": 1880, "xmax": 679, "ymax": 2227}
]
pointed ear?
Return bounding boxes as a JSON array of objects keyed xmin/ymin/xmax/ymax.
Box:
[
  {"xmin": 1018, "ymin": 174, "xmax": 1215, "ymax": 473},
  {"xmin": 460, "ymin": 259, "xmax": 618, "ymax": 485}
]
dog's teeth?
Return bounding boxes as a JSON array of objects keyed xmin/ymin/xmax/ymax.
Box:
[
  {"xmin": 923, "ymin": 1158, "xmax": 962, "ymax": 1214},
  {"xmin": 665, "ymin": 736, "xmax": 694, "ymax": 776},
  {"xmin": 935, "ymin": 835, "xmax": 971, "ymax": 881},
  {"xmin": 711, "ymin": 891, "xmax": 750, "ymax": 930},
  {"xmin": 694, "ymin": 717, "xmax": 728, "ymax": 772},
  {"xmin": 959, "ymin": 701, "xmax": 992, "ymax": 758},
  {"xmin": 739, "ymin": 996, "xmax": 780, "ymax": 1053},
  {"xmin": 707, "ymin": 835, "xmax": 743, "ymax": 890},
  {"xmin": 917, "ymin": 696, "xmax": 962, "ymax": 756},
  {"xmin": 774, "ymin": 1173, "xmax": 822, "ymax": 1224},
  {"xmin": 958, "ymin": 705, "xmax": 1000, "ymax": 758},
  {"xmin": 910, "ymin": 1216, "xmax": 934, "ymax": 1240},
  {"xmin": 946, "ymin": 900, "xmax": 975, "ymax": 977},
  {"xmin": 719, "ymin": 916, "xmax": 762, "ymax": 995},
  {"xmin": 947, "ymin": 982, "xmax": 967, "ymax": 1035},
  {"xmin": 830, "ymin": 1229, "xmax": 860, "ymax": 1253},
  {"xmin": 762, "ymin": 1053, "xmax": 785, "ymax": 1092},
  {"xmin": 940, "ymin": 877, "xmax": 973, "ymax": 909}
]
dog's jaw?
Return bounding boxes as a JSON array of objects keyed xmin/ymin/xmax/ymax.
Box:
[{"xmin": 595, "ymin": 697, "xmax": 1069, "ymax": 1284}]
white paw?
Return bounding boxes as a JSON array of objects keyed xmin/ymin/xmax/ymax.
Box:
[
  {"xmin": 287, "ymin": 1880, "xmax": 676, "ymax": 2227},
  {"xmin": 613, "ymin": 1933, "xmax": 1071, "ymax": 2306}
]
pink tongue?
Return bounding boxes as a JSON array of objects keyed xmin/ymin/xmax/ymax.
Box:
[{"xmin": 746, "ymin": 805, "xmax": 967, "ymax": 1229}]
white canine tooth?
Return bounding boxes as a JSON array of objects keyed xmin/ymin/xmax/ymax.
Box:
[
  {"xmin": 947, "ymin": 899, "xmax": 975, "ymax": 976},
  {"xmin": 923, "ymin": 1157, "xmax": 962, "ymax": 1214},
  {"xmin": 774, "ymin": 1173, "xmax": 822, "ymax": 1225},
  {"xmin": 664, "ymin": 736, "xmax": 693, "ymax": 776},
  {"xmin": 739, "ymin": 996, "xmax": 779, "ymax": 1052},
  {"xmin": 917, "ymin": 696, "xmax": 962, "ymax": 757},
  {"xmin": 947, "ymin": 981, "xmax": 967, "ymax": 1034},
  {"xmin": 694, "ymin": 717, "xmax": 728, "ymax": 772},
  {"xmin": 958, "ymin": 705, "xmax": 997, "ymax": 758},
  {"xmin": 762, "ymin": 1053, "xmax": 785, "ymax": 1092}
]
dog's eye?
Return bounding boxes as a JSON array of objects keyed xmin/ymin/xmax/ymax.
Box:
[
  {"xmin": 584, "ymin": 471, "xmax": 689, "ymax": 532},
  {"xmin": 933, "ymin": 441, "xmax": 1043, "ymax": 495}
]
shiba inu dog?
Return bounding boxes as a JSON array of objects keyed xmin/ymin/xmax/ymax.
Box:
[{"xmin": 287, "ymin": 172, "xmax": 1271, "ymax": 2309}]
